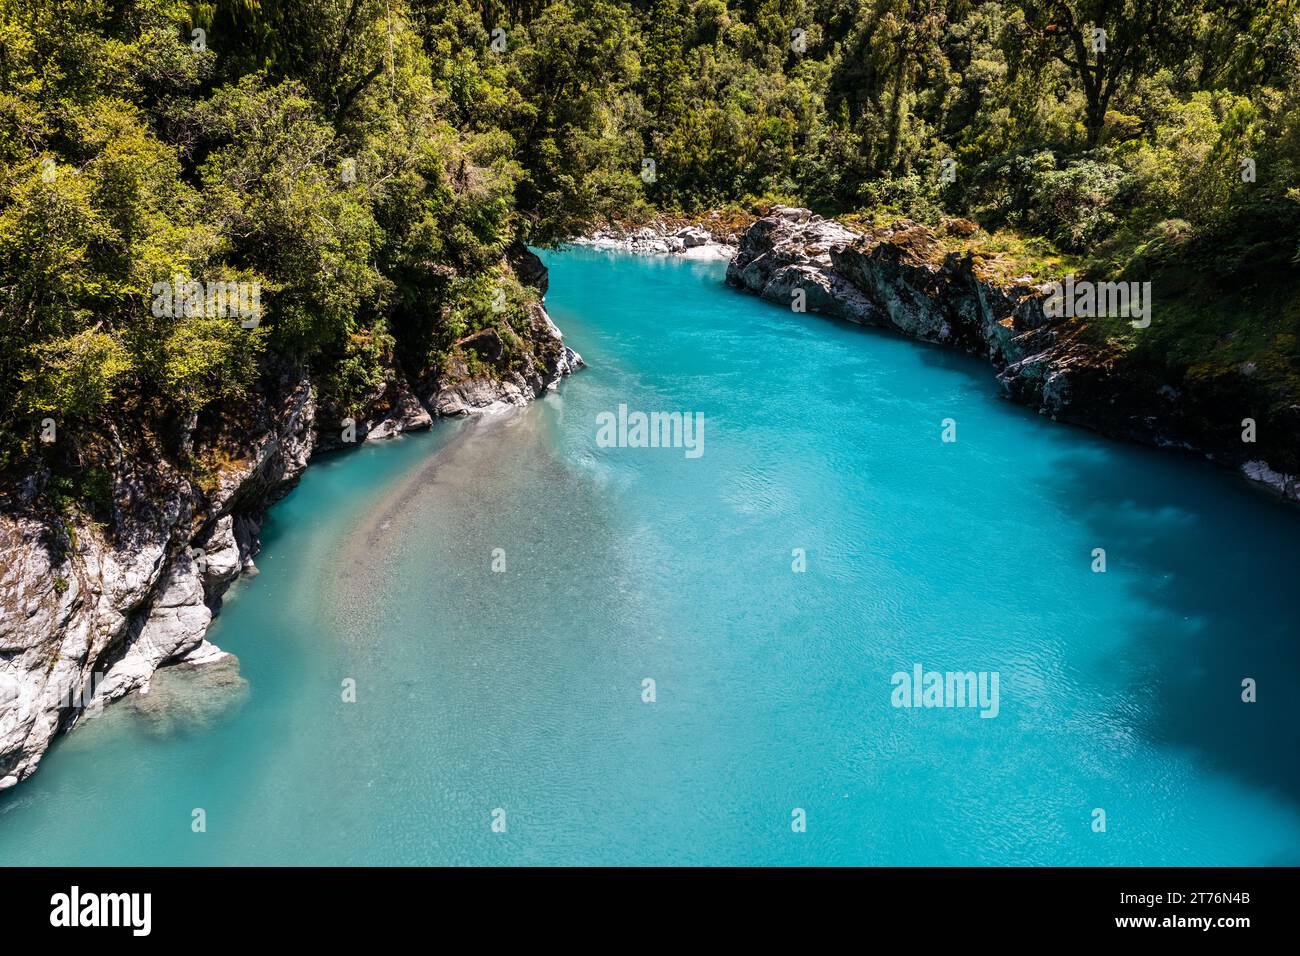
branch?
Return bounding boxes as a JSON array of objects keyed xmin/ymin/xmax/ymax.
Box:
[{"xmin": 334, "ymin": 62, "xmax": 386, "ymax": 123}]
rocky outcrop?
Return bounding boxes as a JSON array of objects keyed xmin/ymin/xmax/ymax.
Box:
[
  {"xmin": 728, "ymin": 206, "xmax": 1299, "ymax": 502},
  {"xmin": 573, "ymin": 216, "xmax": 741, "ymax": 260},
  {"xmin": 313, "ymin": 368, "xmax": 432, "ymax": 452},
  {"xmin": 0, "ymin": 367, "xmax": 315, "ymax": 789},
  {"xmin": 727, "ymin": 209, "xmax": 880, "ymax": 324},
  {"xmin": 428, "ymin": 304, "xmax": 583, "ymax": 416},
  {"xmin": 362, "ymin": 379, "xmax": 433, "ymax": 442},
  {"xmin": 508, "ymin": 242, "xmax": 549, "ymax": 296},
  {"xmin": 0, "ymin": 267, "xmax": 583, "ymax": 790}
]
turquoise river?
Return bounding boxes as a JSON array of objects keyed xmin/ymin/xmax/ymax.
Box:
[{"xmin": 2, "ymin": 248, "xmax": 1299, "ymax": 865}]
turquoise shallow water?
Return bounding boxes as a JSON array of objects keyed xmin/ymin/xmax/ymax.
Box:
[{"xmin": 3, "ymin": 247, "xmax": 1300, "ymax": 865}]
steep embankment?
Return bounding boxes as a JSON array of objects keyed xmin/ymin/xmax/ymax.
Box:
[
  {"xmin": 727, "ymin": 206, "xmax": 1299, "ymax": 502},
  {"xmin": 0, "ymin": 253, "xmax": 581, "ymax": 790}
]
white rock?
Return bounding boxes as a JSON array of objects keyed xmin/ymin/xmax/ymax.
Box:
[
  {"xmin": 1242, "ymin": 460, "xmax": 1299, "ymax": 501},
  {"xmin": 0, "ymin": 372, "xmax": 317, "ymax": 789}
]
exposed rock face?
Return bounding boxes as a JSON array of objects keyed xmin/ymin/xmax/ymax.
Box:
[
  {"xmin": 508, "ymin": 241, "xmax": 549, "ymax": 296},
  {"xmin": 313, "ymin": 367, "xmax": 432, "ymax": 452},
  {"xmin": 728, "ymin": 206, "xmax": 1298, "ymax": 502},
  {"xmin": 362, "ymin": 381, "xmax": 433, "ymax": 443},
  {"xmin": 429, "ymin": 302, "xmax": 583, "ymax": 416},
  {"xmin": 0, "ymin": 270, "xmax": 582, "ymax": 790},
  {"xmin": 0, "ymin": 368, "xmax": 315, "ymax": 790},
  {"xmin": 728, "ymin": 209, "xmax": 879, "ymax": 324}
]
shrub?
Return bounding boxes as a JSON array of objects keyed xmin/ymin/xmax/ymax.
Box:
[{"xmin": 20, "ymin": 329, "xmax": 132, "ymax": 419}]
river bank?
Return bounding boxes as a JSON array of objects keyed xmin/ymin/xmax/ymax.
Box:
[
  {"xmin": 0, "ymin": 252, "xmax": 582, "ymax": 791},
  {"xmin": 567, "ymin": 204, "xmax": 1297, "ymax": 504},
  {"xmin": 566, "ymin": 211, "xmax": 746, "ymax": 260},
  {"xmin": 722, "ymin": 206, "xmax": 1299, "ymax": 505}
]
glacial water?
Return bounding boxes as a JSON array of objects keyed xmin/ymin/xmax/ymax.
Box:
[{"xmin": 3, "ymin": 247, "xmax": 1300, "ymax": 866}]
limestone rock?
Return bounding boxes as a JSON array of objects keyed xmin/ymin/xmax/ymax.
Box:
[{"xmin": 0, "ymin": 368, "xmax": 316, "ymax": 789}]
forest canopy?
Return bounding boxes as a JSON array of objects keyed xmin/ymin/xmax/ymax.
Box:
[{"xmin": 1, "ymin": 0, "xmax": 1298, "ymax": 479}]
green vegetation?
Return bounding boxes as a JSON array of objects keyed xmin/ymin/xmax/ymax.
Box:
[
  {"xmin": 0, "ymin": 0, "xmax": 533, "ymax": 479},
  {"xmin": 1, "ymin": 0, "xmax": 1298, "ymax": 491}
]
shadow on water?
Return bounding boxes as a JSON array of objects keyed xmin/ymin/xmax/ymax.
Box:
[
  {"xmin": 1041, "ymin": 444, "xmax": 1300, "ymax": 818},
  {"xmin": 768, "ymin": 292, "xmax": 1011, "ymax": 397},
  {"xmin": 913, "ymin": 338, "xmax": 1002, "ymax": 389}
]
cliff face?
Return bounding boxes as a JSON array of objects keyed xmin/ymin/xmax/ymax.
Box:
[
  {"xmin": 0, "ymin": 260, "xmax": 581, "ymax": 790},
  {"xmin": 727, "ymin": 206, "xmax": 1299, "ymax": 502}
]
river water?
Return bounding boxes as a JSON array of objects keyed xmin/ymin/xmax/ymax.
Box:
[{"xmin": 2, "ymin": 248, "xmax": 1298, "ymax": 865}]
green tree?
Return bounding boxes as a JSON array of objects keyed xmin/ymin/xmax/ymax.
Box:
[{"xmin": 1015, "ymin": 0, "xmax": 1198, "ymax": 147}]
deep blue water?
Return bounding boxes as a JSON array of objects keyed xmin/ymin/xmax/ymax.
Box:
[{"xmin": 2, "ymin": 248, "xmax": 1299, "ymax": 865}]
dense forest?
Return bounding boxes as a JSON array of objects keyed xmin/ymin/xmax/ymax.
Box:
[{"xmin": 2, "ymin": 0, "xmax": 1298, "ymax": 499}]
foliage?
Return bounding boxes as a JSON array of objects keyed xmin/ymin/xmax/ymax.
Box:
[
  {"xmin": 2, "ymin": 0, "xmax": 1298, "ymax": 493},
  {"xmin": 20, "ymin": 329, "xmax": 133, "ymax": 419}
]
